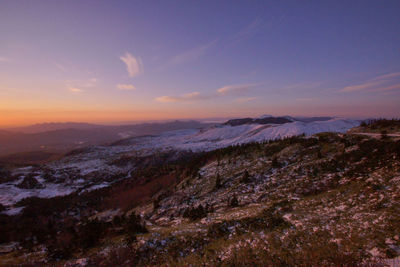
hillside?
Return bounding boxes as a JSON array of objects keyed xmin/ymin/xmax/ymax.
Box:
[
  {"xmin": 0, "ymin": 117, "xmax": 359, "ymax": 210},
  {"xmin": 0, "ymin": 121, "xmax": 399, "ymax": 266}
]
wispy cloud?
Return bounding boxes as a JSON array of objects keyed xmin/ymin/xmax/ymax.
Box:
[
  {"xmin": 339, "ymin": 72, "xmax": 400, "ymax": 92},
  {"xmin": 155, "ymin": 83, "xmax": 259, "ymax": 103},
  {"xmin": 66, "ymin": 78, "xmax": 97, "ymax": 88},
  {"xmin": 340, "ymin": 81, "xmax": 381, "ymax": 92},
  {"xmin": 216, "ymin": 83, "xmax": 258, "ymax": 95},
  {"xmin": 370, "ymin": 83, "xmax": 400, "ymax": 92},
  {"xmin": 283, "ymin": 82, "xmax": 322, "ymax": 90},
  {"xmin": 236, "ymin": 97, "xmax": 256, "ymax": 103},
  {"xmin": 120, "ymin": 53, "xmax": 143, "ymax": 77},
  {"xmin": 155, "ymin": 92, "xmax": 207, "ymax": 103},
  {"xmin": 169, "ymin": 39, "xmax": 218, "ymax": 65},
  {"xmin": 117, "ymin": 84, "xmax": 136, "ymax": 90},
  {"xmin": 374, "ymin": 72, "xmax": 400, "ymax": 80},
  {"xmin": 296, "ymin": 97, "xmax": 318, "ymax": 102},
  {"xmin": 232, "ymin": 17, "xmax": 263, "ymax": 42},
  {"xmin": 69, "ymin": 87, "xmax": 83, "ymax": 93},
  {"xmin": 65, "ymin": 78, "xmax": 97, "ymax": 94}
]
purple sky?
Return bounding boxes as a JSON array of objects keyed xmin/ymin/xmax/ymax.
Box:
[{"xmin": 0, "ymin": 0, "xmax": 399, "ymax": 126}]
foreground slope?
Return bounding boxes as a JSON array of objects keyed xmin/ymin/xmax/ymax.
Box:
[{"xmin": 1, "ymin": 122, "xmax": 399, "ymax": 266}]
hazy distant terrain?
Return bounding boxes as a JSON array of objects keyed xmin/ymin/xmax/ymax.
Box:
[{"xmin": 0, "ymin": 121, "xmax": 211, "ymax": 157}]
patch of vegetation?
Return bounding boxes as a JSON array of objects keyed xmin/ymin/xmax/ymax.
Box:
[
  {"xmin": 360, "ymin": 118, "xmax": 400, "ymax": 133},
  {"xmin": 183, "ymin": 205, "xmax": 208, "ymax": 221}
]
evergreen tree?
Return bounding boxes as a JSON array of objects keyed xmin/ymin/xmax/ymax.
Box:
[
  {"xmin": 215, "ymin": 173, "xmax": 222, "ymax": 189},
  {"xmin": 240, "ymin": 170, "xmax": 250, "ymax": 183}
]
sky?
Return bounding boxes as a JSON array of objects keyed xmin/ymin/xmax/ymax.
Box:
[{"xmin": 1, "ymin": 0, "xmax": 400, "ymax": 127}]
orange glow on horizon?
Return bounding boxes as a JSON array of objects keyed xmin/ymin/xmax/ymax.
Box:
[{"xmin": 0, "ymin": 109, "xmax": 205, "ymax": 127}]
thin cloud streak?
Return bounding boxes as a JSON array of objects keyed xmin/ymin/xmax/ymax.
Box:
[
  {"xmin": 156, "ymin": 83, "xmax": 259, "ymax": 103},
  {"xmin": 69, "ymin": 87, "xmax": 83, "ymax": 93},
  {"xmin": 156, "ymin": 92, "xmax": 208, "ymax": 103},
  {"xmin": 339, "ymin": 72, "xmax": 400, "ymax": 93},
  {"xmin": 169, "ymin": 39, "xmax": 218, "ymax": 65},
  {"xmin": 232, "ymin": 17, "xmax": 263, "ymax": 42},
  {"xmin": 66, "ymin": 78, "xmax": 98, "ymax": 89},
  {"xmin": 120, "ymin": 53, "xmax": 143, "ymax": 77},
  {"xmin": 370, "ymin": 83, "xmax": 400, "ymax": 92},
  {"xmin": 236, "ymin": 97, "xmax": 256, "ymax": 103},
  {"xmin": 216, "ymin": 83, "xmax": 258, "ymax": 95},
  {"xmin": 296, "ymin": 97, "xmax": 318, "ymax": 102},
  {"xmin": 340, "ymin": 81, "xmax": 382, "ymax": 92}
]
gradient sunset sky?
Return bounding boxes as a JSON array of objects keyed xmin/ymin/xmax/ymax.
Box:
[{"xmin": 1, "ymin": 0, "xmax": 400, "ymax": 127}]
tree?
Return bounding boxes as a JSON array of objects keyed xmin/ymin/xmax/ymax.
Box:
[
  {"xmin": 215, "ymin": 173, "xmax": 222, "ymax": 189},
  {"xmin": 183, "ymin": 205, "xmax": 207, "ymax": 221},
  {"xmin": 272, "ymin": 157, "xmax": 281, "ymax": 168},
  {"xmin": 381, "ymin": 130, "xmax": 388, "ymax": 140},
  {"xmin": 240, "ymin": 170, "xmax": 250, "ymax": 183},
  {"xmin": 125, "ymin": 213, "xmax": 147, "ymax": 244},
  {"xmin": 228, "ymin": 195, "xmax": 239, "ymax": 207},
  {"xmin": 78, "ymin": 219, "xmax": 106, "ymax": 249}
]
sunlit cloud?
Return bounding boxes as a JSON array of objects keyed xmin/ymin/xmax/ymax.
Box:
[
  {"xmin": 156, "ymin": 83, "xmax": 259, "ymax": 103},
  {"xmin": 117, "ymin": 84, "xmax": 136, "ymax": 90},
  {"xmin": 169, "ymin": 39, "xmax": 218, "ymax": 65},
  {"xmin": 155, "ymin": 92, "xmax": 207, "ymax": 103},
  {"xmin": 339, "ymin": 72, "xmax": 400, "ymax": 92},
  {"xmin": 217, "ymin": 83, "xmax": 258, "ymax": 95},
  {"xmin": 339, "ymin": 81, "xmax": 381, "ymax": 92},
  {"xmin": 66, "ymin": 78, "xmax": 97, "ymax": 90},
  {"xmin": 236, "ymin": 97, "xmax": 256, "ymax": 103},
  {"xmin": 370, "ymin": 83, "xmax": 400, "ymax": 92},
  {"xmin": 120, "ymin": 53, "xmax": 143, "ymax": 77},
  {"xmin": 374, "ymin": 72, "xmax": 400, "ymax": 80},
  {"xmin": 69, "ymin": 87, "xmax": 83, "ymax": 93}
]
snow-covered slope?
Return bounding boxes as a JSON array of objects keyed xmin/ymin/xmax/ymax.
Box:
[
  {"xmin": 5, "ymin": 118, "xmax": 360, "ymax": 180},
  {"xmin": 49, "ymin": 118, "xmax": 359, "ymax": 175},
  {"xmin": 0, "ymin": 118, "xmax": 360, "ymax": 212},
  {"xmin": 112, "ymin": 118, "xmax": 359, "ymax": 152}
]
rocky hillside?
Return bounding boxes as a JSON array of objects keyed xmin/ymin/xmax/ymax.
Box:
[{"xmin": 0, "ymin": 120, "xmax": 399, "ymax": 266}]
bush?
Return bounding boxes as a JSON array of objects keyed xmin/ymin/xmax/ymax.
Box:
[
  {"xmin": 228, "ymin": 195, "xmax": 239, "ymax": 207},
  {"xmin": 215, "ymin": 173, "xmax": 222, "ymax": 190},
  {"xmin": 183, "ymin": 205, "xmax": 207, "ymax": 221},
  {"xmin": 125, "ymin": 213, "xmax": 147, "ymax": 244},
  {"xmin": 381, "ymin": 130, "xmax": 388, "ymax": 139},
  {"xmin": 271, "ymin": 157, "xmax": 281, "ymax": 168},
  {"xmin": 78, "ymin": 219, "xmax": 107, "ymax": 249},
  {"xmin": 240, "ymin": 170, "xmax": 250, "ymax": 183}
]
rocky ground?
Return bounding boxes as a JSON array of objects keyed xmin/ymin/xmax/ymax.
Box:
[{"xmin": 0, "ymin": 126, "xmax": 400, "ymax": 266}]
